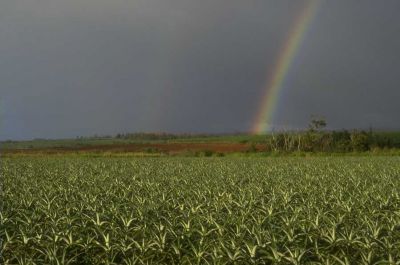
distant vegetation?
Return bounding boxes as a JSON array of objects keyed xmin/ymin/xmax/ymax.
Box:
[
  {"xmin": 1, "ymin": 118, "xmax": 400, "ymax": 154},
  {"xmin": 265, "ymin": 118, "xmax": 400, "ymax": 153}
]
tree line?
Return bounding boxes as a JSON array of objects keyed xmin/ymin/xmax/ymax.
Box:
[{"xmin": 265, "ymin": 118, "xmax": 397, "ymax": 152}]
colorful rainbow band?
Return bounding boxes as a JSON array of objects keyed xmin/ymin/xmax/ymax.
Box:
[{"xmin": 252, "ymin": 0, "xmax": 320, "ymax": 134}]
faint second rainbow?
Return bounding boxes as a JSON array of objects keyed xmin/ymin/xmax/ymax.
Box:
[{"xmin": 252, "ymin": 0, "xmax": 320, "ymax": 134}]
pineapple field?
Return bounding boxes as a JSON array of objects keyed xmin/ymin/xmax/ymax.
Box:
[{"xmin": 1, "ymin": 156, "xmax": 400, "ymax": 264}]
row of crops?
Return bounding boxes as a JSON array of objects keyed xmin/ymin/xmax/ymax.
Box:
[{"xmin": 1, "ymin": 157, "xmax": 400, "ymax": 264}]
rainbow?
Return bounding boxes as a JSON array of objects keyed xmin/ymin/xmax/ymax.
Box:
[{"xmin": 252, "ymin": 0, "xmax": 321, "ymax": 134}]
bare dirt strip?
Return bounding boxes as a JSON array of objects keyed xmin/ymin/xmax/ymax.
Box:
[{"xmin": 4, "ymin": 143, "xmax": 267, "ymax": 155}]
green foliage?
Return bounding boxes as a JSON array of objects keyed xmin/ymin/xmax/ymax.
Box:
[
  {"xmin": 350, "ymin": 131, "xmax": 370, "ymax": 151},
  {"xmin": 266, "ymin": 130, "xmax": 396, "ymax": 153},
  {"xmin": 331, "ymin": 130, "xmax": 352, "ymax": 152},
  {"xmin": 265, "ymin": 118, "xmax": 398, "ymax": 153},
  {"xmin": 202, "ymin": 150, "xmax": 214, "ymax": 157},
  {"xmin": 2, "ymin": 157, "xmax": 400, "ymax": 264}
]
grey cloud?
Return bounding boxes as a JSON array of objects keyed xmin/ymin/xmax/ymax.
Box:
[{"xmin": 0, "ymin": 0, "xmax": 399, "ymax": 139}]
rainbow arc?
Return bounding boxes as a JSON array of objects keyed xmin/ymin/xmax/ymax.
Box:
[{"xmin": 252, "ymin": 0, "xmax": 321, "ymax": 134}]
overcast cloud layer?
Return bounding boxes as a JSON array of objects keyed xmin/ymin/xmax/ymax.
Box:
[{"xmin": 1, "ymin": 0, "xmax": 399, "ymax": 140}]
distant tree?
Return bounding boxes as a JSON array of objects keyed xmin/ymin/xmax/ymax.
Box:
[
  {"xmin": 300, "ymin": 117, "xmax": 328, "ymax": 151},
  {"xmin": 309, "ymin": 117, "xmax": 327, "ymax": 132}
]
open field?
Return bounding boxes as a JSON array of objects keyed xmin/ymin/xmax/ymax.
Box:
[
  {"xmin": 0, "ymin": 132, "xmax": 400, "ymax": 152},
  {"xmin": 0, "ymin": 135, "xmax": 267, "ymax": 156},
  {"xmin": 2, "ymin": 132, "xmax": 400, "ymax": 156},
  {"xmin": 2, "ymin": 156, "xmax": 400, "ymax": 264},
  {"xmin": 1, "ymin": 142, "xmax": 261, "ymax": 156},
  {"xmin": 0, "ymin": 134, "xmax": 267, "ymax": 151}
]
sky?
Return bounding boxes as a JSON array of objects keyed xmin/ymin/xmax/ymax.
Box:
[{"xmin": 0, "ymin": 0, "xmax": 399, "ymax": 140}]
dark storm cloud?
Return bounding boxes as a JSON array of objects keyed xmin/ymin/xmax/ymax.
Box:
[{"xmin": 0, "ymin": 0, "xmax": 399, "ymax": 139}]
